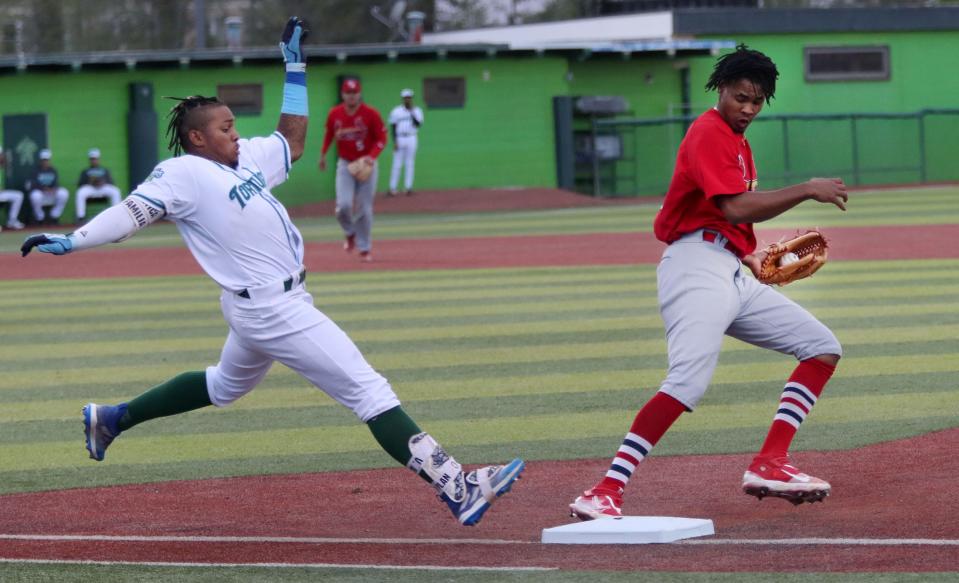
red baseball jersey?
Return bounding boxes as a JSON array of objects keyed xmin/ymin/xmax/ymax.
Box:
[
  {"xmin": 321, "ymin": 103, "xmax": 387, "ymax": 162},
  {"xmin": 653, "ymin": 108, "xmax": 759, "ymax": 257}
]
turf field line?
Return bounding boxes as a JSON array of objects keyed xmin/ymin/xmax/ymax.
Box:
[
  {"xmin": 3, "ymin": 533, "xmax": 957, "ymax": 546},
  {"xmin": 3, "ymin": 298, "xmax": 958, "ymax": 341},
  {"xmin": 0, "ymin": 533, "xmax": 535, "ymax": 545},
  {"xmin": 5, "ymin": 391, "xmax": 955, "ymax": 470},
  {"xmin": 0, "ymin": 558, "xmax": 553, "ymax": 572},
  {"xmin": 5, "ymin": 319, "xmax": 959, "ymax": 365},
  {"xmin": 5, "ymin": 350, "xmax": 959, "ymax": 394},
  {"xmin": 681, "ymin": 538, "xmax": 959, "ymax": 546}
]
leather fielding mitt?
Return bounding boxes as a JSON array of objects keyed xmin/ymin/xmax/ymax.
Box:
[
  {"xmin": 347, "ymin": 158, "xmax": 373, "ymax": 182},
  {"xmin": 757, "ymin": 230, "xmax": 829, "ymax": 286}
]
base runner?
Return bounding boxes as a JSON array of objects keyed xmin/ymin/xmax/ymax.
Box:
[
  {"xmin": 21, "ymin": 17, "xmax": 523, "ymax": 527},
  {"xmin": 570, "ymin": 45, "xmax": 849, "ymax": 520}
]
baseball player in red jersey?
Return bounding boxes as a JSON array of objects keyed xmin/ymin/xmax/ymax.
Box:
[
  {"xmin": 319, "ymin": 79, "xmax": 387, "ymax": 262},
  {"xmin": 570, "ymin": 44, "xmax": 850, "ymax": 520}
]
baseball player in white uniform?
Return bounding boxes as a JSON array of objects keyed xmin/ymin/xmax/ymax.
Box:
[
  {"xmin": 20, "ymin": 17, "xmax": 523, "ymax": 527},
  {"xmin": 0, "ymin": 146, "xmax": 26, "ymax": 230},
  {"xmin": 387, "ymin": 88, "xmax": 423, "ymax": 197},
  {"xmin": 75, "ymin": 148, "xmax": 123, "ymax": 224}
]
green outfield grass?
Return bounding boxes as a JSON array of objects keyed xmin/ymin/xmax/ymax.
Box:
[
  {"xmin": 1, "ymin": 565, "xmax": 955, "ymax": 583},
  {"xmin": 1, "ymin": 185, "xmax": 958, "ymax": 581},
  {"xmin": 2, "ymin": 186, "xmax": 957, "ymax": 253},
  {"xmin": 2, "ymin": 257, "xmax": 959, "ymax": 493}
]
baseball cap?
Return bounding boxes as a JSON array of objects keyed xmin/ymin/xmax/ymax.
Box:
[
  {"xmin": 88, "ymin": 148, "xmax": 101, "ymax": 158},
  {"xmin": 400, "ymin": 88, "xmax": 414, "ymax": 98},
  {"xmin": 341, "ymin": 78, "xmax": 361, "ymax": 93},
  {"xmin": 39, "ymin": 148, "xmax": 52, "ymax": 160}
]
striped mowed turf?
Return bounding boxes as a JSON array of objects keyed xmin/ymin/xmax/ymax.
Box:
[
  {"xmin": 2, "ymin": 260, "xmax": 959, "ymax": 494},
  {"xmin": 2, "ymin": 186, "xmax": 955, "ymax": 253},
  {"xmin": 0, "ymin": 187, "xmax": 958, "ymax": 496}
]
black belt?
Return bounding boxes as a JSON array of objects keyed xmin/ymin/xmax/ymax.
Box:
[{"xmin": 237, "ymin": 269, "xmax": 306, "ymax": 299}]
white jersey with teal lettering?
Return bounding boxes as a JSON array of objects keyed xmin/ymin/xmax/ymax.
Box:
[{"xmin": 130, "ymin": 132, "xmax": 302, "ymax": 292}]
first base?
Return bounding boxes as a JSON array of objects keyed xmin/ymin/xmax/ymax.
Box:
[{"xmin": 541, "ymin": 516, "xmax": 714, "ymax": 544}]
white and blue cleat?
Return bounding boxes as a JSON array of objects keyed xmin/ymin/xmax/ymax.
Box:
[
  {"xmin": 82, "ymin": 402, "xmax": 127, "ymax": 461},
  {"xmin": 442, "ymin": 458, "xmax": 525, "ymax": 526}
]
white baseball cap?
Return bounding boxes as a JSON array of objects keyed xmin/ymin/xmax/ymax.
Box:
[
  {"xmin": 39, "ymin": 148, "xmax": 52, "ymax": 160},
  {"xmin": 400, "ymin": 88, "xmax": 414, "ymax": 98},
  {"xmin": 88, "ymin": 148, "xmax": 101, "ymax": 158}
]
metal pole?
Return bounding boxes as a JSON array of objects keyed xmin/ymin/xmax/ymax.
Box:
[
  {"xmin": 782, "ymin": 118, "xmax": 791, "ymax": 183},
  {"xmin": 918, "ymin": 110, "xmax": 927, "ymax": 183},
  {"xmin": 850, "ymin": 116, "xmax": 860, "ymax": 186},
  {"xmin": 194, "ymin": 0, "xmax": 207, "ymax": 49},
  {"xmin": 591, "ymin": 117, "xmax": 601, "ymax": 197}
]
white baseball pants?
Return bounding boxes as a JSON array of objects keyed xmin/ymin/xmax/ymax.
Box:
[
  {"xmin": 76, "ymin": 184, "xmax": 122, "ymax": 219},
  {"xmin": 206, "ymin": 273, "xmax": 401, "ymax": 422},
  {"xmin": 656, "ymin": 230, "xmax": 842, "ymax": 410},
  {"xmin": 29, "ymin": 187, "xmax": 69, "ymax": 221},
  {"xmin": 0, "ymin": 189, "xmax": 24, "ymax": 226},
  {"xmin": 335, "ymin": 158, "xmax": 378, "ymax": 253},
  {"xmin": 389, "ymin": 136, "xmax": 418, "ymax": 193}
]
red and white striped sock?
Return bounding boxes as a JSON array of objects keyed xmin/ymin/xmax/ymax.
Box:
[
  {"xmin": 597, "ymin": 392, "xmax": 686, "ymax": 493},
  {"xmin": 758, "ymin": 358, "xmax": 836, "ymax": 458}
]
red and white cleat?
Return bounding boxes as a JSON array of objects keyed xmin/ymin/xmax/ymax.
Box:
[
  {"xmin": 569, "ymin": 487, "xmax": 623, "ymax": 520},
  {"xmin": 743, "ymin": 455, "xmax": 831, "ymax": 505},
  {"xmin": 343, "ymin": 234, "xmax": 356, "ymax": 253}
]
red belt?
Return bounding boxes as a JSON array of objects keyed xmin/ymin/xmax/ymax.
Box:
[{"xmin": 702, "ymin": 230, "xmax": 739, "ymax": 256}]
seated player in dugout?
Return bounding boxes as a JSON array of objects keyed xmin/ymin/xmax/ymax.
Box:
[
  {"xmin": 20, "ymin": 17, "xmax": 524, "ymax": 528},
  {"xmin": 570, "ymin": 44, "xmax": 849, "ymax": 520},
  {"xmin": 76, "ymin": 148, "xmax": 123, "ymax": 224}
]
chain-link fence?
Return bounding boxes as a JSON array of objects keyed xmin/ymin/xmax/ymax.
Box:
[{"xmin": 585, "ymin": 108, "xmax": 959, "ymax": 197}]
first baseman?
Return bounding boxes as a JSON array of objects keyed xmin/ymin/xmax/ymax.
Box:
[
  {"xmin": 319, "ymin": 78, "xmax": 387, "ymax": 262},
  {"xmin": 570, "ymin": 44, "xmax": 849, "ymax": 520},
  {"xmin": 21, "ymin": 17, "xmax": 523, "ymax": 527}
]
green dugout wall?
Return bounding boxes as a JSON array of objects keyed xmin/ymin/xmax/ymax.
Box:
[
  {"xmin": 2, "ymin": 22, "xmax": 958, "ymax": 212},
  {"xmin": 0, "ymin": 57, "xmax": 568, "ymax": 214}
]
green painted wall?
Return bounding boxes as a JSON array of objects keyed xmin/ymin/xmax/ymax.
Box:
[
  {"xmin": 2, "ymin": 29, "xmax": 957, "ymax": 211},
  {"xmin": 689, "ymin": 31, "xmax": 959, "ymax": 114},
  {"xmin": 0, "ymin": 56, "xmax": 568, "ymax": 215},
  {"xmin": 568, "ymin": 57, "xmax": 684, "ymax": 118},
  {"xmin": 601, "ymin": 30, "xmax": 959, "ymax": 195}
]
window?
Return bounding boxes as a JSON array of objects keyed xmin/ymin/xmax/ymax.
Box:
[
  {"xmin": 804, "ymin": 46, "xmax": 890, "ymax": 82},
  {"xmin": 423, "ymin": 77, "xmax": 465, "ymax": 108},
  {"xmin": 217, "ymin": 83, "xmax": 263, "ymax": 115}
]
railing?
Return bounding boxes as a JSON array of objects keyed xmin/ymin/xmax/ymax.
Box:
[{"xmin": 585, "ymin": 108, "xmax": 959, "ymax": 197}]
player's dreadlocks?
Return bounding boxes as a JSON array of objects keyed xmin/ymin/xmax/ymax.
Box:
[
  {"xmin": 705, "ymin": 44, "xmax": 779, "ymax": 104},
  {"xmin": 165, "ymin": 95, "xmax": 223, "ymax": 156}
]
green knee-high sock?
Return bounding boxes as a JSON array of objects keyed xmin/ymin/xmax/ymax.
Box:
[
  {"xmin": 117, "ymin": 371, "xmax": 212, "ymax": 431},
  {"xmin": 367, "ymin": 406, "xmax": 432, "ymax": 484}
]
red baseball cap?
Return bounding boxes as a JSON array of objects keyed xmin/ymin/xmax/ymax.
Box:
[{"xmin": 342, "ymin": 79, "xmax": 361, "ymax": 93}]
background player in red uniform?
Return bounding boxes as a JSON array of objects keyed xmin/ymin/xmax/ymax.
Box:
[
  {"xmin": 319, "ymin": 78, "xmax": 387, "ymax": 262},
  {"xmin": 570, "ymin": 44, "xmax": 849, "ymax": 520}
]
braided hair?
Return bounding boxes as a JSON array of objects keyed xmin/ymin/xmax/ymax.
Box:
[
  {"xmin": 165, "ymin": 95, "xmax": 224, "ymax": 156},
  {"xmin": 705, "ymin": 44, "xmax": 779, "ymax": 104}
]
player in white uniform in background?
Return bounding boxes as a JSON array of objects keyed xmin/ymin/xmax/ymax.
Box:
[
  {"xmin": 387, "ymin": 88, "xmax": 423, "ymax": 197},
  {"xmin": 0, "ymin": 146, "xmax": 26, "ymax": 230},
  {"xmin": 20, "ymin": 17, "xmax": 523, "ymax": 527},
  {"xmin": 75, "ymin": 148, "xmax": 123, "ymax": 224}
]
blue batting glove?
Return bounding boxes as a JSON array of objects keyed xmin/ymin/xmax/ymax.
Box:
[
  {"xmin": 21, "ymin": 233, "xmax": 75, "ymax": 257},
  {"xmin": 279, "ymin": 16, "xmax": 309, "ymax": 64}
]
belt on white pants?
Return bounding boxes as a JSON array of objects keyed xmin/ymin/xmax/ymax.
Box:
[
  {"xmin": 681, "ymin": 229, "xmax": 739, "ymax": 257},
  {"xmin": 236, "ymin": 269, "xmax": 306, "ymax": 301}
]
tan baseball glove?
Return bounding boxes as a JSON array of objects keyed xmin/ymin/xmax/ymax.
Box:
[
  {"xmin": 347, "ymin": 158, "xmax": 373, "ymax": 182},
  {"xmin": 756, "ymin": 230, "xmax": 829, "ymax": 286}
]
